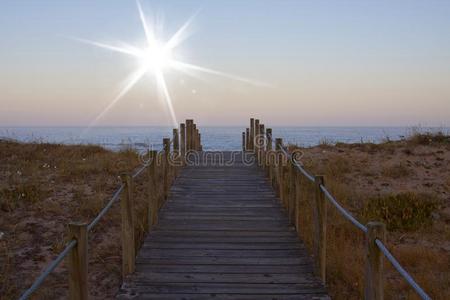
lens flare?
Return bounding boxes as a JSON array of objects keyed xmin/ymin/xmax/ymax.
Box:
[{"xmin": 75, "ymin": 0, "xmax": 268, "ymax": 129}]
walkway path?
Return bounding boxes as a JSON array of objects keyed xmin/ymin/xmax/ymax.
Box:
[{"xmin": 117, "ymin": 152, "xmax": 329, "ymax": 300}]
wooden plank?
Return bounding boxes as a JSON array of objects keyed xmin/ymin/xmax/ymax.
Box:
[
  {"xmin": 139, "ymin": 248, "xmax": 305, "ymax": 258},
  {"xmin": 119, "ymin": 151, "xmax": 329, "ymax": 299},
  {"xmin": 135, "ymin": 257, "xmax": 312, "ymax": 265},
  {"xmin": 147, "ymin": 230, "xmax": 297, "ymax": 237},
  {"xmin": 127, "ymin": 272, "xmax": 317, "ymax": 284},
  {"xmin": 140, "ymin": 242, "xmax": 304, "ymax": 250},
  {"xmin": 119, "ymin": 282, "xmax": 326, "ymax": 294},
  {"xmin": 133, "ymin": 264, "xmax": 315, "ymax": 274},
  {"xmin": 118, "ymin": 294, "xmax": 330, "ymax": 300},
  {"xmin": 143, "ymin": 236, "xmax": 301, "ymax": 244}
]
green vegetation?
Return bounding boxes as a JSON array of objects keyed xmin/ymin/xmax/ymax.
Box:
[{"xmin": 363, "ymin": 192, "xmax": 439, "ymax": 231}]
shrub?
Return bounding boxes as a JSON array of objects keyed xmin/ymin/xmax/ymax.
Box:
[
  {"xmin": 362, "ymin": 192, "xmax": 439, "ymax": 231},
  {"xmin": 407, "ymin": 131, "xmax": 450, "ymax": 146},
  {"xmin": 0, "ymin": 184, "xmax": 50, "ymax": 212}
]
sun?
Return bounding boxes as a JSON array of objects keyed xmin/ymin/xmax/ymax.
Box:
[
  {"xmin": 141, "ymin": 43, "xmax": 173, "ymax": 71},
  {"xmin": 75, "ymin": 0, "xmax": 267, "ymax": 129}
]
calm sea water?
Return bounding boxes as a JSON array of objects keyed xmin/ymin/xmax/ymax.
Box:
[{"xmin": 0, "ymin": 126, "xmax": 447, "ymax": 151}]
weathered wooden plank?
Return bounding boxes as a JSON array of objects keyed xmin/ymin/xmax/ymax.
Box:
[
  {"xmin": 135, "ymin": 257, "xmax": 312, "ymax": 265},
  {"xmin": 152, "ymin": 224, "xmax": 293, "ymax": 231},
  {"xmin": 140, "ymin": 249, "xmax": 305, "ymax": 258},
  {"xmin": 119, "ymin": 282, "xmax": 326, "ymax": 294},
  {"xmin": 127, "ymin": 272, "xmax": 318, "ymax": 284},
  {"xmin": 147, "ymin": 230, "xmax": 297, "ymax": 237},
  {"xmin": 143, "ymin": 236, "xmax": 301, "ymax": 244},
  {"xmin": 119, "ymin": 151, "xmax": 328, "ymax": 299},
  {"xmin": 117, "ymin": 294, "xmax": 330, "ymax": 300},
  {"xmin": 160, "ymin": 207, "xmax": 286, "ymax": 214},
  {"xmin": 141, "ymin": 242, "xmax": 304, "ymax": 250},
  {"xmin": 160, "ymin": 215, "xmax": 286, "ymax": 221},
  {"xmin": 133, "ymin": 264, "xmax": 315, "ymax": 274}
]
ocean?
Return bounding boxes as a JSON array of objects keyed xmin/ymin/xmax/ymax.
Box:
[{"xmin": 0, "ymin": 126, "xmax": 447, "ymax": 151}]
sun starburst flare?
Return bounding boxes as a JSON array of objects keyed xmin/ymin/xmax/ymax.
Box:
[{"xmin": 75, "ymin": 0, "xmax": 268, "ymax": 129}]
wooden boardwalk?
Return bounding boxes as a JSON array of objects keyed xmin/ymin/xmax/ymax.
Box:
[{"xmin": 118, "ymin": 152, "xmax": 329, "ymax": 300}]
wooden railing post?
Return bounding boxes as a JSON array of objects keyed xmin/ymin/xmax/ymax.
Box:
[
  {"xmin": 173, "ymin": 128, "xmax": 180, "ymax": 171},
  {"xmin": 120, "ymin": 173, "xmax": 135, "ymax": 278},
  {"xmin": 282, "ymin": 165, "xmax": 289, "ymax": 209},
  {"xmin": 192, "ymin": 123, "xmax": 197, "ymax": 150},
  {"xmin": 275, "ymin": 138, "xmax": 283, "ymax": 198},
  {"xmin": 242, "ymin": 131, "xmax": 245, "ymax": 152},
  {"xmin": 148, "ymin": 150, "xmax": 158, "ymax": 228},
  {"xmin": 67, "ymin": 222, "xmax": 88, "ymax": 300},
  {"xmin": 295, "ymin": 171, "xmax": 301, "ymax": 231},
  {"xmin": 266, "ymin": 128, "xmax": 273, "ymax": 152},
  {"xmin": 250, "ymin": 118, "xmax": 255, "ymax": 151},
  {"xmin": 186, "ymin": 119, "xmax": 193, "ymax": 152},
  {"xmin": 314, "ymin": 175, "xmax": 327, "ymax": 283},
  {"xmin": 180, "ymin": 123, "xmax": 186, "ymax": 163},
  {"xmin": 266, "ymin": 128, "xmax": 272, "ymax": 178},
  {"xmin": 288, "ymin": 159, "xmax": 296, "ymax": 224},
  {"xmin": 195, "ymin": 128, "xmax": 200, "ymax": 151},
  {"xmin": 173, "ymin": 128, "xmax": 179, "ymax": 157},
  {"xmin": 163, "ymin": 138, "xmax": 170, "ymax": 200},
  {"xmin": 365, "ymin": 222, "xmax": 386, "ymax": 300},
  {"xmin": 254, "ymin": 119, "xmax": 260, "ymax": 153},
  {"xmin": 259, "ymin": 124, "xmax": 265, "ymax": 166},
  {"xmin": 245, "ymin": 128, "xmax": 250, "ymax": 151}
]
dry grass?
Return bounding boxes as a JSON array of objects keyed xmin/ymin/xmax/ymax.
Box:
[
  {"xmin": 292, "ymin": 132, "xmax": 450, "ymax": 299},
  {"xmin": 0, "ymin": 140, "xmax": 169, "ymax": 299}
]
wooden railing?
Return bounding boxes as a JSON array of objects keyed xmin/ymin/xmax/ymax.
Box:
[
  {"xmin": 242, "ymin": 117, "xmax": 431, "ymax": 300},
  {"xmin": 19, "ymin": 119, "xmax": 202, "ymax": 300}
]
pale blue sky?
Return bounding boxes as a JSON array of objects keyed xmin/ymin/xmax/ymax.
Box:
[{"xmin": 1, "ymin": 0, "xmax": 449, "ymax": 126}]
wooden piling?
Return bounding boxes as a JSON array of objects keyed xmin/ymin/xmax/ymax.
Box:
[
  {"xmin": 148, "ymin": 150, "xmax": 158, "ymax": 228},
  {"xmin": 173, "ymin": 128, "xmax": 180, "ymax": 170},
  {"xmin": 191, "ymin": 120, "xmax": 195, "ymax": 151},
  {"xmin": 288, "ymin": 160, "xmax": 296, "ymax": 224},
  {"xmin": 173, "ymin": 128, "xmax": 179, "ymax": 157},
  {"xmin": 120, "ymin": 173, "xmax": 135, "ymax": 278},
  {"xmin": 314, "ymin": 175, "xmax": 327, "ymax": 283},
  {"xmin": 186, "ymin": 119, "xmax": 193, "ymax": 151},
  {"xmin": 68, "ymin": 222, "xmax": 88, "ymax": 300},
  {"xmin": 180, "ymin": 123, "xmax": 186, "ymax": 162},
  {"xmin": 266, "ymin": 128, "xmax": 273, "ymax": 179},
  {"xmin": 254, "ymin": 119, "xmax": 260, "ymax": 152},
  {"xmin": 245, "ymin": 128, "xmax": 250, "ymax": 151},
  {"xmin": 195, "ymin": 128, "xmax": 199, "ymax": 151},
  {"xmin": 275, "ymin": 138, "xmax": 283, "ymax": 198},
  {"xmin": 250, "ymin": 118, "xmax": 255, "ymax": 151},
  {"xmin": 259, "ymin": 124, "xmax": 265, "ymax": 166},
  {"xmin": 365, "ymin": 222, "xmax": 386, "ymax": 300},
  {"xmin": 163, "ymin": 138, "xmax": 170, "ymax": 200},
  {"xmin": 295, "ymin": 171, "xmax": 301, "ymax": 231}
]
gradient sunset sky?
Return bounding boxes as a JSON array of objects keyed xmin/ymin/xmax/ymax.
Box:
[{"xmin": 1, "ymin": 0, "xmax": 449, "ymax": 127}]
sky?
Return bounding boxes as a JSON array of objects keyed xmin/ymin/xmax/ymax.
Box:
[{"xmin": 0, "ymin": 0, "xmax": 449, "ymax": 127}]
